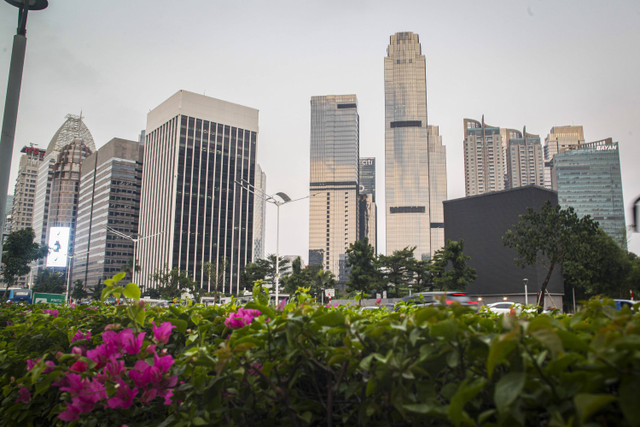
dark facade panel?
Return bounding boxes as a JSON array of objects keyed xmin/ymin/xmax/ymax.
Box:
[{"xmin": 444, "ymin": 186, "xmax": 563, "ymax": 298}]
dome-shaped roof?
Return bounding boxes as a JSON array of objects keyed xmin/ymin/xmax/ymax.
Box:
[{"xmin": 46, "ymin": 114, "xmax": 96, "ymax": 155}]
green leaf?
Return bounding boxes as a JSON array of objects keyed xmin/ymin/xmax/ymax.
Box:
[
  {"xmin": 314, "ymin": 311, "xmax": 346, "ymax": 327},
  {"xmin": 619, "ymin": 378, "xmax": 640, "ymax": 425},
  {"xmin": 192, "ymin": 417, "xmax": 207, "ymax": 426},
  {"xmin": 494, "ymin": 372, "xmax": 525, "ymax": 414},
  {"xmin": 167, "ymin": 318, "xmax": 188, "ymax": 334},
  {"xmin": 123, "ymin": 282, "xmax": 141, "ymax": 300},
  {"xmin": 430, "ymin": 318, "xmax": 458, "ymax": 341},
  {"xmin": 487, "ymin": 333, "xmax": 517, "ymax": 378},
  {"xmin": 449, "ymin": 378, "xmax": 486, "ymax": 426},
  {"xmin": 112, "ymin": 271, "xmax": 127, "ymax": 283},
  {"xmin": 531, "ymin": 328, "xmax": 563, "ymax": 358},
  {"xmin": 574, "ymin": 393, "xmax": 616, "ymax": 424}
]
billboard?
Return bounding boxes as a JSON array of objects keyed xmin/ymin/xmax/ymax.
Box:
[{"xmin": 46, "ymin": 227, "xmax": 70, "ymax": 267}]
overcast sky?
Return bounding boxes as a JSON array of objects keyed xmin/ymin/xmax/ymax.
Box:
[{"xmin": 1, "ymin": 0, "xmax": 639, "ymax": 259}]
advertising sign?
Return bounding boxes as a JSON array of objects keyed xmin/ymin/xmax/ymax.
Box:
[{"xmin": 46, "ymin": 227, "xmax": 70, "ymax": 267}]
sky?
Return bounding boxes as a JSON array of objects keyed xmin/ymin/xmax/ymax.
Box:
[{"xmin": 1, "ymin": 0, "xmax": 639, "ymax": 260}]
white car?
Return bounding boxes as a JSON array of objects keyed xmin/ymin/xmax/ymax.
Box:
[{"xmin": 486, "ymin": 301, "xmax": 518, "ymax": 314}]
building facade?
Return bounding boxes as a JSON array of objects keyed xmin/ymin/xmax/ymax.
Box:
[
  {"xmin": 358, "ymin": 157, "xmax": 377, "ymax": 252},
  {"xmin": 543, "ymin": 125, "xmax": 584, "ymax": 189},
  {"xmin": 506, "ymin": 128, "xmax": 544, "ymax": 189},
  {"xmin": 252, "ymin": 163, "xmax": 267, "ymax": 261},
  {"xmin": 32, "ymin": 114, "xmax": 96, "ymax": 255},
  {"xmin": 385, "ymin": 31, "xmax": 446, "ymax": 260},
  {"xmin": 72, "ymin": 138, "xmax": 143, "ymax": 288},
  {"xmin": 552, "ymin": 138, "xmax": 626, "ymax": 248},
  {"xmin": 137, "ymin": 90, "xmax": 259, "ymax": 294},
  {"xmin": 309, "ymin": 95, "xmax": 359, "ymax": 279},
  {"xmin": 463, "ymin": 117, "xmax": 507, "ymax": 196},
  {"xmin": 9, "ymin": 145, "xmax": 45, "ymax": 233},
  {"xmin": 444, "ymin": 186, "xmax": 563, "ymax": 309}
]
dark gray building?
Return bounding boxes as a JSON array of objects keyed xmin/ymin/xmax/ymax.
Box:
[
  {"xmin": 72, "ymin": 138, "xmax": 143, "ymax": 288},
  {"xmin": 444, "ymin": 186, "xmax": 563, "ymax": 308},
  {"xmin": 358, "ymin": 157, "xmax": 377, "ymax": 252}
]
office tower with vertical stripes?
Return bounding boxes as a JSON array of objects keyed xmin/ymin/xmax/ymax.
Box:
[
  {"xmin": 385, "ymin": 32, "xmax": 447, "ymax": 259},
  {"xmin": 137, "ymin": 90, "xmax": 258, "ymax": 294}
]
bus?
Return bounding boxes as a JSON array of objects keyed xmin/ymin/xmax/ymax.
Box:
[{"xmin": 4, "ymin": 288, "xmax": 32, "ymax": 304}]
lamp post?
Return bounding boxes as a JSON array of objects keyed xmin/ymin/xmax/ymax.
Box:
[
  {"xmin": 523, "ymin": 278, "xmax": 529, "ymax": 305},
  {"xmin": 106, "ymin": 227, "xmax": 164, "ymax": 285},
  {"xmin": 0, "ymin": 0, "xmax": 48, "ymax": 269},
  {"xmin": 235, "ymin": 180, "xmax": 316, "ymax": 304}
]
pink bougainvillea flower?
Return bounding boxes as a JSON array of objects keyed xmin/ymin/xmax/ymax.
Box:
[
  {"xmin": 276, "ymin": 298, "xmax": 287, "ymax": 311},
  {"xmin": 58, "ymin": 404, "xmax": 81, "ymax": 422},
  {"xmin": 26, "ymin": 359, "xmax": 38, "ymax": 371},
  {"xmin": 151, "ymin": 321, "xmax": 176, "ymax": 344},
  {"xmin": 16, "ymin": 387, "xmax": 30, "ymax": 404},
  {"xmin": 26, "ymin": 358, "xmax": 55, "ymax": 373},
  {"xmin": 55, "ymin": 374, "xmax": 107, "ymax": 420},
  {"xmin": 106, "ymin": 378, "xmax": 138, "ymax": 410},
  {"xmin": 120, "ymin": 330, "xmax": 145, "ymax": 355},
  {"xmin": 43, "ymin": 309, "xmax": 58, "ymax": 318},
  {"xmin": 224, "ymin": 308, "xmax": 261, "ymax": 329},
  {"xmin": 87, "ymin": 344, "xmax": 115, "ymax": 368},
  {"xmin": 69, "ymin": 360, "xmax": 88, "ymax": 373},
  {"xmin": 71, "ymin": 329, "xmax": 92, "ymax": 343},
  {"xmin": 145, "ymin": 344, "xmax": 156, "ymax": 355},
  {"xmin": 375, "ymin": 297, "xmax": 382, "ymax": 305}
]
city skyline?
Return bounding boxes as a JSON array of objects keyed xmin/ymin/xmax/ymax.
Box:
[{"xmin": 1, "ymin": 1, "xmax": 639, "ymax": 258}]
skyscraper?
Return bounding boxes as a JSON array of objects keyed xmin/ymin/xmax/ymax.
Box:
[
  {"xmin": 72, "ymin": 138, "xmax": 143, "ymax": 288},
  {"xmin": 463, "ymin": 117, "xmax": 506, "ymax": 196},
  {"xmin": 385, "ymin": 32, "xmax": 447, "ymax": 260},
  {"xmin": 543, "ymin": 125, "xmax": 584, "ymax": 189},
  {"xmin": 252, "ymin": 163, "xmax": 267, "ymax": 261},
  {"xmin": 10, "ymin": 145, "xmax": 45, "ymax": 232},
  {"xmin": 358, "ymin": 157, "xmax": 377, "ymax": 252},
  {"xmin": 309, "ymin": 95, "xmax": 359, "ymax": 279},
  {"xmin": 32, "ymin": 114, "xmax": 96, "ymax": 251},
  {"xmin": 552, "ymin": 138, "xmax": 626, "ymax": 248},
  {"xmin": 505, "ymin": 128, "xmax": 544, "ymax": 189},
  {"xmin": 137, "ymin": 90, "xmax": 258, "ymax": 294}
]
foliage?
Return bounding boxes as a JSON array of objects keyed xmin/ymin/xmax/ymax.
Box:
[
  {"xmin": 503, "ymin": 201, "xmax": 600, "ymax": 309},
  {"xmin": 90, "ymin": 281, "xmax": 105, "ymax": 301},
  {"xmin": 379, "ymin": 247, "xmax": 416, "ymax": 297},
  {"xmin": 32, "ymin": 270, "xmax": 65, "ymax": 294},
  {"xmin": 1, "ymin": 228, "xmax": 48, "ymax": 295},
  {"xmin": 242, "ymin": 254, "xmax": 290, "ymax": 288},
  {"xmin": 345, "ymin": 238, "xmax": 383, "ymax": 294},
  {"xmin": 431, "ymin": 239, "xmax": 477, "ymax": 291},
  {"xmin": 151, "ymin": 268, "xmax": 203, "ymax": 303},
  {"xmin": 70, "ymin": 280, "xmax": 88, "ymax": 301},
  {"xmin": 203, "ymin": 259, "xmax": 228, "ymax": 305},
  {"xmin": 2, "ymin": 273, "xmax": 640, "ymax": 426}
]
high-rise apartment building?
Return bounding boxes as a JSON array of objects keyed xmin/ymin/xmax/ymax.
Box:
[
  {"xmin": 137, "ymin": 90, "xmax": 258, "ymax": 294},
  {"xmin": 506, "ymin": 128, "xmax": 544, "ymax": 189},
  {"xmin": 385, "ymin": 32, "xmax": 447, "ymax": 260},
  {"xmin": 358, "ymin": 157, "xmax": 377, "ymax": 252},
  {"xmin": 552, "ymin": 138, "xmax": 626, "ymax": 248},
  {"xmin": 252, "ymin": 163, "xmax": 267, "ymax": 261},
  {"xmin": 309, "ymin": 95, "xmax": 359, "ymax": 279},
  {"xmin": 10, "ymin": 145, "xmax": 45, "ymax": 232},
  {"xmin": 543, "ymin": 125, "xmax": 584, "ymax": 188},
  {"xmin": 463, "ymin": 117, "xmax": 506, "ymax": 196},
  {"xmin": 32, "ymin": 115, "xmax": 96, "ymax": 252},
  {"xmin": 72, "ymin": 138, "xmax": 143, "ymax": 288}
]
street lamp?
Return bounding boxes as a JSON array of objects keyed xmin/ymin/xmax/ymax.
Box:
[
  {"xmin": 523, "ymin": 278, "xmax": 529, "ymax": 305},
  {"xmin": 106, "ymin": 227, "xmax": 164, "ymax": 286},
  {"xmin": 235, "ymin": 179, "xmax": 316, "ymax": 304},
  {"xmin": 0, "ymin": 0, "xmax": 48, "ymax": 269}
]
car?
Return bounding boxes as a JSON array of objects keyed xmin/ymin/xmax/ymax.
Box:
[
  {"xmin": 404, "ymin": 292, "xmax": 479, "ymax": 308},
  {"xmin": 486, "ymin": 301, "xmax": 517, "ymax": 314},
  {"xmin": 614, "ymin": 299, "xmax": 638, "ymax": 311}
]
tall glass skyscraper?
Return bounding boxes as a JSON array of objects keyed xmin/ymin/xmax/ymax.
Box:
[
  {"xmin": 552, "ymin": 138, "xmax": 626, "ymax": 248},
  {"xmin": 309, "ymin": 95, "xmax": 359, "ymax": 280},
  {"xmin": 385, "ymin": 32, "xmax": 446, "ymax": 260},
  {"xmin": 543, "ymin": 125, "xmax": 584, "ymax": 189},
  {"xmin": 358, "ymin": 157, "xmax": 377, "ymax": 252},
  {"xmin": 137, "ymin": 90, "xmax": 258, "ymax": 294}
]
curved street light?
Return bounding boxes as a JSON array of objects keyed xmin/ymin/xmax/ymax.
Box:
[{"xmin": 0, "ymin": 0, "xmax": 48, "ymax": 269}]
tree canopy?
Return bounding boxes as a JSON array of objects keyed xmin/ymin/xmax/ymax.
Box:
[
  {"xmin": 430, "ymin": 240, "xmax": 477, "ymax": 291},
  {"xmin": 1, "ymin": 228, "xmax": 48, "ymax": 296}
]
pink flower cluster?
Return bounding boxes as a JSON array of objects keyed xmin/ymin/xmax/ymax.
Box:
[
  {"xmin": 21, "ymin": 321, "xmax": 178, "ymax": 422},
  {"xmin": 43, "ymin": 309, "xmax": 58, "ymax": 318},
  {"xmin": 224, "ymin": 308, "xmax": 261, "ymax": 329}
]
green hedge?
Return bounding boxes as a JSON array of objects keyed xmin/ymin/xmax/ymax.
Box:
[{"xmin": 0, "ymin": 292, "xmax": 638, "ymax": 426}]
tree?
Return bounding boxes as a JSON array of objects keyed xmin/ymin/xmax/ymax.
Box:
[
  {"xmin": 1, "ymin": 228, "xmax": 48, "ymax": 298},
  {"xmin": 430, "ymin": 240, "xmax": 477, "ymax": 291},
  {"xmin": 203, "ymin": 259, "xmax": 228, "ymax": 304},
  {"xmin": 32, "ymin": 270, "xmax": 65, "ymax": 294},
  {"xmin": 151, "ymin": 268, "xmax": 202, "ymax": 302},
  {"xmin": 120, "ymin": 258, "xmax": 140, "ymax": 282},
  {"xmin": 379, "ymin": 247, "xmax": 416, "ymax": 298},
  {"xmin": 282, "ymin": 257, "xmax": 311, "ymax": 294},
  {"xmin": 309, "ymin": 269, "xmax": 336, "ymax": 299},
  {"xmin": 345, "ymin": 238, "xmax": 383, "ymax": 294},
  {"xmin": 503, "ymin": 202, "xmax": 600, "ymax": 310},
  {"xmin": 242, "ymin": 255, "xmax": 291, "ymax": 288},
  {"xmin": 409, "ymin": 259, "xmax": 432, "ymax": 293},
  {"xmin": 71, "ymin": 279, "xmax": 88, "ymax": 301},
  {"xmin": 91, "ymin": 280, "xmax": 105, "ymax": 301}
]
